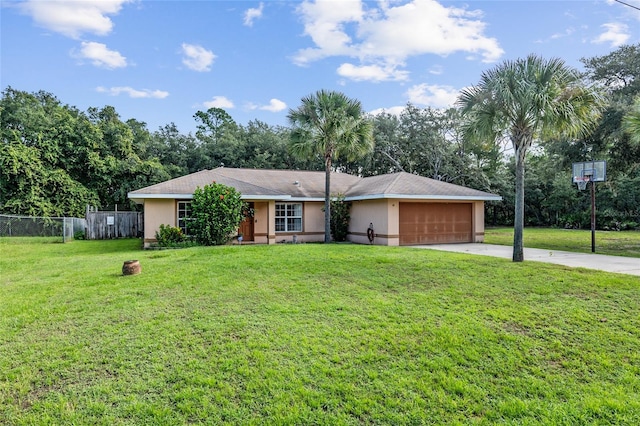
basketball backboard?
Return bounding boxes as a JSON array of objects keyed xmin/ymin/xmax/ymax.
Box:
[{"xmin": 572, "ymin": 161, "xmax": 606, "ymax": 183}]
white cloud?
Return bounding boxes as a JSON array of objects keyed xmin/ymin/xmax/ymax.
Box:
[
  {"xmin": 181, "ymin": 43, "xmax": 216, "ymax": 72},
  {"xmin": 293, "ymin": 0, "xmax": 364, "ymax": 65},
  {"xmin": 293, "ymin": 0, "xmax": 503, "ymax": 80},
  {"xmin": 244, "ymin": 3, "xmax": 264, "ymax": 27},
  {"xmin": 428, "ymin": 65, "xmax": 444, "ymax": 75},
  {"xmin": 592, "ymin": 22, "xmax": 630, "ymax": 47},
  {"xmin": 74, "ymin": 42, "xmax": 127, "ymax": 69},
  {"xmin": 246, "ymin": 99, "xmax": 288, "ymax": 112},
  {"xmin": 369, "ymin": 106, "xmax": 406, "ymax": 116},
  {"xmin": 96, "ymin": 86, "xmax": 169, "ymax": 99},
  {"xmin": 551, "ymin": 27, "xmax": 575, "ymax": 40},
  {"xmin": 406, "ymin": 83, "xmax": 460, "ymax": 108},
  {"xmin": 203, "ymin": 96, "xmax": 234, "ymax": 109},
  {"xmin": 18, "ymin": 0, "xmax": 132, "ymax": 39},
  {"xmin": 357, "ymin": 0, "xmax": 503, "ymax": 63},
  {"xmin": 535, "ymin": 27, "xmax": 575, "ymax": 44},
  {"xmin": 337, "ymin": 63, "xmax": 409, "ymax": 82},
  {"xmin": 260, "ymin": 99, "xmax": 287, "ymax": 112}
]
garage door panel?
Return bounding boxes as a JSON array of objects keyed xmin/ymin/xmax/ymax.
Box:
[{"xmin": 399, "ymin": 203, "xmax": 472, "ymax": 245}]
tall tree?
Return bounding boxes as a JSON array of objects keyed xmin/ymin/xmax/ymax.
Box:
[
  {"xmin": 126, "ymin": 118, "xmax": 152, "ymax": 157},
  {"xmin": 194, "ymin": 108, "xmax": 238, "ymax": 145},
  {"xmin": 582, "ymin": 44, "xmax": 640, "ymax": 104},
  {"xmin": 237, "ymin": 120, "xmax": 314, "ymax": 170},
  {"xmin": 367, "ymin": 111, "xmax": 404, "ymax": 175},
  {"xmin": 287, "ymin": 90, "xmax": 374, "ymax": 243},
  {"xmin": 623, "ymin": 97, "xmax": 640, "ymax": 146},
  {"xmin": 194, "ymin": 107, "xmax": 240, "ymax": 169},
  {"xmin": 87, "ymin": 105, "xmax": 170, "ymax": 208},
  {"xmin": 0, "ymin": 88, "xmax": 101, "ymax": 216},
  {"xmin": 458, "ymin": 55, "xmax": 604, "ymax": 261},
  {"xmin": 580, "ymin": 44, "xmax": 640, "ymax": 173},
  {"xmin": 149, "ymin": 123, "xmax": 201, "ymax": 176},
  {"xmin": 397, "ymin": 105, "xmax": 472, "ymax": 183}
]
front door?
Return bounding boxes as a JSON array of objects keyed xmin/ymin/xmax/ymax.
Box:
[{"xmin": 238, "ymin": 202, "xmax": 255, "ymax": 241}]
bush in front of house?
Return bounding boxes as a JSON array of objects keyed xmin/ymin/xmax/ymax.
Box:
[
  {"xmin": 190, "ymin": 182, "xmax": 246, "ymax": 246},
  {"xmin": 330, "ymin": 194, "xmax": 351, "ymax": 242},
  {"xmin": 155, "ymin": 224, "xmax": 186, "ymax": 247}
]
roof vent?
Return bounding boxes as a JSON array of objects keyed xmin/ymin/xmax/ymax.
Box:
[{"xmin": 294, "ymin": 181, "xmax": 300, "ymax": 185}]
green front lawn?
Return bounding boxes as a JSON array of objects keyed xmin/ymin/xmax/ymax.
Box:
[
  {"xmin": 1, "ymin": 238, "xmax": 639, "ymax": 424},
  {"xmin": 485, "ymin": 227, "xmax": 640, "ymax": 258}
]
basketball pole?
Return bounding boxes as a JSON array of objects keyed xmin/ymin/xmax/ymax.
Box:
[
  {"xmin": 590, "ymin": 178, "xmax": 596, "ymax": 253},
  {"xmin": 573, "ymin": 161, "xmax": 606, "ymax": 254}
]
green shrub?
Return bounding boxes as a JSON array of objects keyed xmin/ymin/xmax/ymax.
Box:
[
  {"xmin": 624, "ymin": 221, "xmax": 639, "ymax": 230},
  {"xmin": 190, "ymin": 182, "xmax": 246, "ymax": 246},
  {"xmin": 329, "ymin": 194, "xmax": 351, "ymax": 242},
  {"xmin": 155, "ymin": 224, "xmax": 185, "ymax": 247},
  {"xmin": 73, "ymin": 230, "xmax": 85, "ymax": 240}
]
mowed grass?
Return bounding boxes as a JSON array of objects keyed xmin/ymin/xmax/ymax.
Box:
[
  {"xmin": 1, "ymin": 238, "xmax": 639, "ymax": 425},
  {"xmin": 486, "ymin": 227, "xmax": 640, "ymax": 258}
]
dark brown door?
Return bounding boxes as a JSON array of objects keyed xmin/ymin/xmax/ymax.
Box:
[
  {"xmin": 399, "ymin": 203, "xmax": 472, "ymax": 245},
  {"xmin": 238, "ymin": 202, "xmax": 254, "ymax": 241}
]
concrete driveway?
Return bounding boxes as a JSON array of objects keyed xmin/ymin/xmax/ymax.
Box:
[{"xmin": 413, "ymin": 243, "xmax": 640, "ymax": 277}]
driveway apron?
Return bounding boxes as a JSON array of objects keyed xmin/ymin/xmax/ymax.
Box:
[{"xmin": 413, "ymin": 244, "xmax": 640, "ymax": 277}]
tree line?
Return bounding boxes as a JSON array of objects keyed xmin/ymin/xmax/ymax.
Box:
[{"xmin": 1, "ymin": 44, "xmax": 639, "ymax": 230}]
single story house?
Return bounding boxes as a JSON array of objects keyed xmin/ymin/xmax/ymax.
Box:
[{"xmin": 128, "ymin": 167, "xmax": 501, "ymax": 247}]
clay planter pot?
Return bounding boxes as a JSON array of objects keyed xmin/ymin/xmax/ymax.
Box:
[{"xmin": 122, "ymin": 260, "xmax": 141, "ymax": 276}]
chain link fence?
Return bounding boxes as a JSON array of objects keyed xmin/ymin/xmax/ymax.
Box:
[{"xmin": 0, "ymin": 214, "xmax": 86, "ymax": 242}]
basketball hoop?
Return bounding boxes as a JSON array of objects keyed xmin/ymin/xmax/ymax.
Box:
[
  {"xmin": 576, "ymin": 175, "xmax": 591, "ymax": 191},
  {"xmin": 572, "ymin": 161, "xmax": 605, "ymax": 190},
  {"xmin": 571, "ymin": 160, "xmax": 607, "ymax": 254}
]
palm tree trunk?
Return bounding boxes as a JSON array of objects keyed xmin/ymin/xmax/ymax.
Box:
[
  {"xmin": 513, "ymin": 146, "xmax": 525, "ymax": 262},
  {"xmin": 324, "ymin": 156, "xmax": 332, "ymax": 243}
]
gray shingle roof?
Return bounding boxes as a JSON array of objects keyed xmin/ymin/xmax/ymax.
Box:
[
  {"xmin": 128, "ymin": 167, "xmax": 501, "ymax": 201},
  {"xmin": 346, "ymin": 172, "xmax": 501, "ymax": 200},
  {"xmin": 215, "ymin": 168, "xmax": 360, "ymax": 199}
]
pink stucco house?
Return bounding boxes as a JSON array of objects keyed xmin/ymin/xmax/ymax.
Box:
[{"xmin": 128, "ymin": 167, "xmax": 501, "ymax": 247}]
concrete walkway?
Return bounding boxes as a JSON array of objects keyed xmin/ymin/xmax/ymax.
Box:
[{"xmin": 414, "ymin": 243, "xmax": 640, "ymax": 277}]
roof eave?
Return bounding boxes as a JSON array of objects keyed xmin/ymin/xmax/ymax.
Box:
[
  {"xmin": 127, "ymin": 193, "xmax": 292, "ymax": 201},
  {"xmin": 345, "ymin": 194, "xmax": 503, "ymax": 201},
  {"xmin": 287, "ymin": 197, "xmax": 325, "ymax": 202},
  {"xmin": 242, "ymin": 195, "xmax": 292, "ymax": 200},
  {"xmin": 127, "ymin": 193, "xmax": 194, "ymax": 200},
  {"xmin": 128, "ymin": 190, "xmax": 502, "ymax": 203}
]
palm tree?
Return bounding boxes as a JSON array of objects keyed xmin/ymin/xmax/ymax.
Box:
[
  {"xmin": 288, "ymin": 90, "xmax": 374, "ymax": 243},
  {"xmin": 458, "ymin": 55, "xmax": 604, "ymax": 262},
  {"xmin": 623, "ymin": 97, "xmax": 640, "ymax": 144}
]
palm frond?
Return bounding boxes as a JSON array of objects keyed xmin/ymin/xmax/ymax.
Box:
[
  {"xmin": 288, "ymin": 90, "xmax": 374, "ymax": 164},
  {"xmin": 623, "ymin": 96, "xmax": 640, "ymax": 144},
  {"xmin": 459, "ymin": 54, "xmax": 604, "ymax": 152}
]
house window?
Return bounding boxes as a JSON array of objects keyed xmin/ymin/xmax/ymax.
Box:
[
  {"xmin": 177, "ymin": 201, "xmax": 192, "ymax": 236},
  {"xmin": 275, "ymin": 203, "xmax": 302, "ymax": 232}
]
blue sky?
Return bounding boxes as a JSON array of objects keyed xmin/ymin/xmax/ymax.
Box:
[{"xmin": 2, "ymin": 0, "xmax": 639, "ymax": 134}]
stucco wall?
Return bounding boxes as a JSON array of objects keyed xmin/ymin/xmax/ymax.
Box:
[
  {"xmin": 348, "ymin": 199, "xmax": 398, "ymax": 246},
  {"xmin": 141, "ymin": 197, "xmax": 487, "ymax": 248},
  {"xmin": 474, "ymin": 200, "xmax": 485, "ymax": 242},
  {"xmin": 272, "ymin": 201, "xmax": 324, "ymax": 243},
  {"xmin": 302, "ymin": 201, "xmax": 324, "ymax": 242},
  {"xmin": 252, "ymin": 201, "xmax": 269, "ymax": 244},
  {"xmin": 143, "ymin": 199, "xmax": 176, "ymax": 246},
  {"xmin": 348, "ymin": 199, "xmax": 487, "ymax": 246}
]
